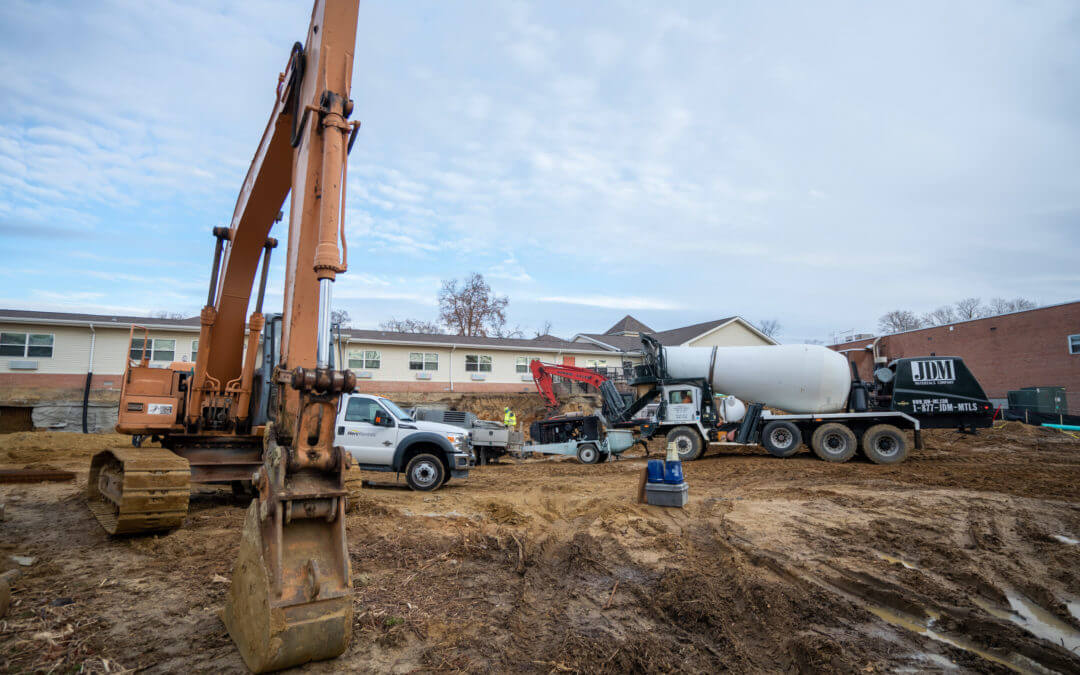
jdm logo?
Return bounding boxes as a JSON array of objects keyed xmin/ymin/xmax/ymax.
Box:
[{"xmin": 910, "ymin": 359, "xmax": 956, "ymax": 385}]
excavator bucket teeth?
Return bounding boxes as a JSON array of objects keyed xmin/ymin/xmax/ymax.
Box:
[
  {"xmin": 223, "ymin": 500, "xmax": 352, "ymax": 673},
  {"xmin": 86, "ymin": 448, "xmax": 190, "ymax": 535}
]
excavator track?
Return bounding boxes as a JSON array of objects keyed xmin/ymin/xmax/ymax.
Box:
[{"xmin": 86, "ymin": 447, "xmax": 191, "ymax": 535}]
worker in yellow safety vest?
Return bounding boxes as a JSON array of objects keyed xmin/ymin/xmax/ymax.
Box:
[{"xmin": 503, "ymin": 407, "xmax": 517, "ymax": 428}]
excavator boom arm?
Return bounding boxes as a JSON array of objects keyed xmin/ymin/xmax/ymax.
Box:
[{"xmin": 104, "ymin": 4, "xmax": 362, "ymax": 671}]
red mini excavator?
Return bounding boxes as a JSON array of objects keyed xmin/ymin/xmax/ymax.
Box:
[{"xmin": 529, "ymin": 360, "xmax": 632, "ymax": 422}]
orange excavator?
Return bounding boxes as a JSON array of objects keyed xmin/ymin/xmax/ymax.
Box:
[{"xmin": 85, "ymin": 1, "xmax": 361, "ymax": 670}]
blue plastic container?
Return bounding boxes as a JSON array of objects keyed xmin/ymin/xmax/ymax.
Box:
[
  {"xmin": 647, "ymin": 459, "xmax": 665, "ymax": 483},
  {"xmin": 664, "ymin": 460, "xmax": 684, "ymax": 484}
]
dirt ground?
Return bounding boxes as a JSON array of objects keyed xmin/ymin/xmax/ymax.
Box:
[{"xmin": 2, "ymin": 423, "xmax": 1080, "ymax": 674}]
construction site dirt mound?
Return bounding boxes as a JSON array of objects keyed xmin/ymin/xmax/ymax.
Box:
[
  {"xmin": 0, "ymin": 431, "xmax": 129, "ymax": 470},
  {"xmin": 2, "ymin": 423, "xmax": 1079, "ymax": 672},
  {"xmin": 391, "ymin": 391, "xmax": 601, "ymax": 439}
]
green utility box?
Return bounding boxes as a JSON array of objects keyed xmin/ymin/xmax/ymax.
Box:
[{"xmin": 1007, "ymin": 386, "xmax": 1067, "ymax": 415}]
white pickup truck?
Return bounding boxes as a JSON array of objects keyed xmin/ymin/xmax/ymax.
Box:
[{"xmin": 335, "ymin": 393, "xmax": 471, "ymax": 491}]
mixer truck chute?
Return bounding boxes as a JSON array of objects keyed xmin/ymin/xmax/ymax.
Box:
[{"xmin": 629, "ymin": 336, "xmax": 993, "ymax": 464}]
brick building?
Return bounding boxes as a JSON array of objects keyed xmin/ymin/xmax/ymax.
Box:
[{"xmin": 830, "ymin": 301, "xmax": 1080, "ymax": 414}]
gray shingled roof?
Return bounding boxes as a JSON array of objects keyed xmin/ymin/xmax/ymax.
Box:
[
  {"xmin": 0, "ymin": 308, "xmax": 201, "ymax": 327},
  {"xmin": 651, "ymin": 317, "xmax": 736, "ymax": 345},
  {"xmin": 576, "ymin": 316, "xmax": 744, "ymax": 352},
  {"xmin": 604, "ymin": 314, "xmax": 654, "ymax": 335},
  {"xmin": 575, "ymin": 334, "xmax": 645, "ymax": 352}
]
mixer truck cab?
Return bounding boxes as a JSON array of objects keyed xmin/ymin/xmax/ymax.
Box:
[{"xmin": 335, "ymin": 393, "xmax": 471, "ymax": 491}]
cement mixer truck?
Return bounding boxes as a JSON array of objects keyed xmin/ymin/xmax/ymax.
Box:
[{"xmin": 609, "ymin": 336, "xmax": 993, "ymax": 465}]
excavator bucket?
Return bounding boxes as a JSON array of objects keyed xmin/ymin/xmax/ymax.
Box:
[{"xmin": 222, "ymin": 437, "xmax": 352, "ymax": 672}]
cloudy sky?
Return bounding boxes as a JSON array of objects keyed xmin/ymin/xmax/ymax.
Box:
[{"xmin": 1, "ymin": 0, "xmax": 1077, "ymax": 343}]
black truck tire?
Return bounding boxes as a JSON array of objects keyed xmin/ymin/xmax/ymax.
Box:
[
  {"xmin": 405, "ymin": 453, "xmax": 446, "ymax": 491},
  {"xmin": 666, "ymin": 426, "xmax": 704, "ymax": 461},
  {"xmin": 861, "ymin": 425, "xmax": 909, "ymax": 465},
  {"xmin": 761, "ymin": 421, "xmax": 802, "ymax": 458},
  {"xmin": 577, "ymin": 443, "xmax": 601, "ymax": 464},
  {"xmin": 811, "ymin": 423, "xmax": 857, "ymax": 463}
]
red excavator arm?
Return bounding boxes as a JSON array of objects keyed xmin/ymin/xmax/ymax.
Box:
[{"xmin": 530, "ymin": 360, "xmax": 615, "ymax": 412}]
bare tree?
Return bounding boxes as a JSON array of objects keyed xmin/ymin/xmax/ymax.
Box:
[
  {"xmin": 379, "ymin": 317, "xmax": 444, "ymax": 334},
  {"xmin": 922, "ymin": 305, "xmax": 957, "ymax": 326},
  {"xmin": 987, "ymin": 297, "xmax": 1037, "ymax": 315},
  {"xmin": 438, "ymin": 273, "xmax": 509, "ymax": 337},
  {"xmin": 534, "ymin": 319, "xmax": 554, "ymax": 338},
  {"xmin": 151, "ymin": 310, "xmax": 186, "ymax": 320},
  {"xmin": 878, "ymin": 310, "xmax": 923, "ymax": 333},
  {"xmin": 756, "ymin": 319, "xmax": 781, "ymax": 338},
  {"xmin": 494, "ymin": 324, "xmax": 525, "ymax": 339},
  {"xmin": 953, "ymin": 297, "xmax": 986, "ymax": 320},
  {"xmin": 330, "ymin": 309, "xmax": 351, "ymax": 327}
]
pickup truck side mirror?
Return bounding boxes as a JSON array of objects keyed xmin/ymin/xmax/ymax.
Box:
[{"xmin": 373, "ymin": 414, "xmax": 394, "ymax": 427}]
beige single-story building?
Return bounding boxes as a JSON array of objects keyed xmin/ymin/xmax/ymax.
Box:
[{"xmin": 0, "ymin": 309, "xmax": 774, "ymax": 431}]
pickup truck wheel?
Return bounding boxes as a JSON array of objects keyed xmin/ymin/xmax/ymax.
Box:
[
  {"xmin": 576, "ymin": 443, "xmax": 600, "ymax": 464},
  {"xmin": 811, "ymin": 423, "xmax": 857, "ymax": 463},
  {"xmin": 761, "ymin": 421, "xmax": 802, "ymax": 458},
  {"xmin": 861, "ymin": 425, "xmax": 909, "ymax": 465},
  {"xmin": 405, "ymin": 453, "xmax": 445, "ymax": 491},
  {"xmin": 666, "ymin": 426, "xmax": 704, "ymax": 461}
]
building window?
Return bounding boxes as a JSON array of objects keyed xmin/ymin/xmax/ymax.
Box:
[
  {"xmin": 348, "ymin": 350, "xmax": 381, "ymax": 369},
  {"xmin": 191, "ymin": 339, "xmax": 199, "ymax": 362},
  {"xmin": 0, "ymin": 332, "xmax": 54, "ymax": 358},
  {"xmin": 409, "ymin": 352, "xmax": 438, "ymax": 370},
  {"xmin": 465, "ymin": 354, "xmax": 492, "ymax": 372},
  {"xmin": 131, "ymin": 338, "xmax": 176, "ymax": 362},
  {"xmin": 1070, "ymin": 334, "xmax": 1080, "ymax": 355},
  {"xmin": 516, "ymin": 356, "xmax": 538, "ymax": 374}
]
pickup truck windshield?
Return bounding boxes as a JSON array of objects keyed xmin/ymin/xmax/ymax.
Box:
[{"xmin": 380, "ymin": 398, "xmax": 414, "ymax": 422}]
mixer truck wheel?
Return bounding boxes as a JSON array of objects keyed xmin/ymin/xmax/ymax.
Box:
[
  {"xmin": 811, "ymin": 423, "xmax": 857, "ymax": 462},
  {"xmin": 761, "ymin": 421, "xmax": 802, "ymax": 458},
  {"xmin": 666, "ymin": 426, "xmax": 704, "ymax": 461},
  {"xmin": 577, "ymin": 443, "xmax": 600, "ymax": 464},
  {"xmin": 861, "ymin": 425, "xmax": 908, "ymax": 465}
]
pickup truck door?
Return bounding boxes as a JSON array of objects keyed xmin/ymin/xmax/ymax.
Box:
[{"xmin": 338, "ymin": 397, "xmax": 399, "ymax": 465}]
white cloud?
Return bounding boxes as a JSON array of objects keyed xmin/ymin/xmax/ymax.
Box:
[
  {"xmin": 537, "ymin": 295, "xmax": 685, "ymax": 311},
  {"xmin": 486, "ymin": 256, "xmax": 533, "ymax": 283}
]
